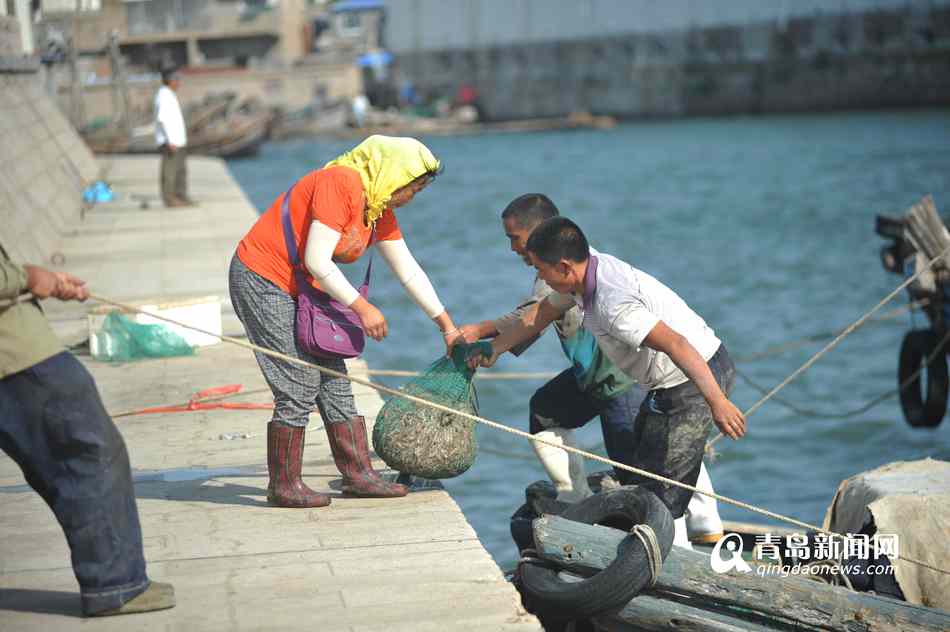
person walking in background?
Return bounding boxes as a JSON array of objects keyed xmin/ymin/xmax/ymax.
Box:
[
  {"xmin": 469, "ymin": 217, "xmax": 745, "ymax": 549},
  {"xmin": 155, "ymin": 68, "xmax": 192, "ymax": 208},
  {"xmin": 0, "ymin": 247, "xmax": 175, "ymax": 617},
  {"xmin": 459, "ymin": 195, "xmax": 723, "ymax": 547},
  {"xmin": 229, "ymin": 135, "xmax": 463, "ymax": 508}
]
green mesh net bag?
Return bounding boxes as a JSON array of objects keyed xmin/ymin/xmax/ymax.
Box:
[{"xmin": 372, "ymin": 342, "xmax": 490, "ymax": 479}]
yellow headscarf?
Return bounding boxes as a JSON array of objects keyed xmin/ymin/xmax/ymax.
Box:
[{"xmin": 324, "ymin": 135, "xmax": 441, "ymax": 224}]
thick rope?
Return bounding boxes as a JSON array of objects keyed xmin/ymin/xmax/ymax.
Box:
[
  {"xmin": 630, "ymin": 523, "xmax": 662, "ymax": 587},
  {"xmin": 707, "ymin": 244, "xmax": 950, "ymax": 449},
  {"xmin": 735, "ymin": 326, "xmax": 950, "ymax": 420},
  {"xmin": 0, "ymin": 292, "xmax": 35, "ymax": 308},
  {"xmin": 356, "ymin": 368, "xmax": 559, "ymax": 381},
  {"xmin": 731, "ymin": 299, "xmax": 928, "ymax": 363},
  {"xmin": 338, "ymin": 299, "xmax": 931, "ymax": 381},
  {"xmin": 85, "ymin": 292, "xmax": 948, "ymax": 576}
]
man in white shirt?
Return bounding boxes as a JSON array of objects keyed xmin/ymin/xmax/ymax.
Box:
[
  {"xmin": 469, "ymin": 217, "xmax": 746, "ymax": 544},
  {"xmin": 460, "ymin": 193, "xmax": 726, "ymax": 547},
  {"xmin": 154, "ymin": 69, "xmax": 192, "ymax": 207}
]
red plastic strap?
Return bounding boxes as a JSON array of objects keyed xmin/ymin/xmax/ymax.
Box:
[{"xmin": 127, "ymin": 384, "xmax": 273, "ymax": 416}]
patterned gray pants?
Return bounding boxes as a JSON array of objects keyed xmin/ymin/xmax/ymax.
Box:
[{"xmin": 228, "ymin": 254, "xmax": 358, "ymax": 427}]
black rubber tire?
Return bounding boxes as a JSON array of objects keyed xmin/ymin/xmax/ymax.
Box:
[
  {"xmin": 518, "ymin": 486, "xmax": 674, "ymax": 619},
  {"xmin": 510, "ymin": 502, "xmax": 538, "ymax": 556},
  {"xmin": 898, "ymin": 329, "xmax": 948, "ymax": 428}
]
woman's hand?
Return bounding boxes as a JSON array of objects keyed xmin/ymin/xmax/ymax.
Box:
[
  {"xmin": 351, "ymin": 298, "xmax": 388, "ymax": 341},
  {"xmin": 433, "ymin": 311, "xmax": 464, "ymax": 357},
  {"xmin": 443, "ymin": 329, "xmax": 464, "ymax": 356}
]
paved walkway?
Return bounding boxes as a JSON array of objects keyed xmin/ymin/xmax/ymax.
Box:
[{"xmin": 0, "ymin": 156, "xmax": 540, "ymax": 631}]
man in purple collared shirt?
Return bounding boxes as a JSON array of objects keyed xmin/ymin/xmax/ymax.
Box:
[{"xmin": 469, "ymin": 217, "xmax": 745, "ymax": 536}]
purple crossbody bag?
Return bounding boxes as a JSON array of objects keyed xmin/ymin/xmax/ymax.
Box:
[{"xmin": 280, "ymin": 184, "xmax": 374, "ymax": 359}]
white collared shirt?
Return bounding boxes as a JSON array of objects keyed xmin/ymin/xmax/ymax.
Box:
[
  {"xmin": 548, "ymin": 248, "xmax": 721, "ymax": 390},
  {"xmin": 154, "ymin": 85, "xmax": 187, "ymax": 147}
]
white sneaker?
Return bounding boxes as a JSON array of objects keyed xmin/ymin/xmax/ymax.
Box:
[{"xmin": 531, "ymin": 428, "xmax": 592, "ymax": 504}]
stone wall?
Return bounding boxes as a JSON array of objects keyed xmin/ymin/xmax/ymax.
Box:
[
  {"xmin": 0, "ymin": 17, "xmax": 98, "ymax": 265},
  {"xmin": 0, "ymin": 14, "xmax": 21, "ymax": 57},
  {"xmin": 396, "ymin": 6, "xmax": 950, "ymax": 120}
]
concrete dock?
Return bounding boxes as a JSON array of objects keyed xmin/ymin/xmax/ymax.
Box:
[{"xmin": 0, "ymin": 156, "xmax": 540, "ymax": 631}]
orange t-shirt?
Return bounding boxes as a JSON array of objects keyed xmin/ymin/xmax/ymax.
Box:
[{"xmin": 236, "ymin": 165, "xmax": 402, "ymax": 296}]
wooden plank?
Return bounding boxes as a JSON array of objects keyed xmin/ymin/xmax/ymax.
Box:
[
  {"xmin": 554, "ymin": 572, "xmax": 779, "ymax": 632},
  {"xmin": 533, "ymin": 515, "xmax": 950, "ymax": 632}
]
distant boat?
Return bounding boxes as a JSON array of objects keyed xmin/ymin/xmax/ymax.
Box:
[
  {"xmin": 80, "ymin": 93, "xmax": 273, "ymax": 159},
  {"xmin": 268, "ymin": 104, "xmax": 617, "ymax": 141},
  {"xmin": 340, "ymin": 110, "xmax": 618, "ymax": 139},
  {"xmin": 269, "ymin": 100, "xmax": 350, "ymax": 141}
]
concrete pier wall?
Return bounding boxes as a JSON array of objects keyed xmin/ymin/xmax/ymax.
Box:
[
  {"xmin": 0, "ymin": 16, "xmax": 98, "ymax": 266},
  {"xmin": 396, "ymin": 6, "xmax": 950, "ymax": 119}
]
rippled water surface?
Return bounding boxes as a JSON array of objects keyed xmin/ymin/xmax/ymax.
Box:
[{"xmin": 228, "ymin": 109, "xmax": 950, "ymax": 568}]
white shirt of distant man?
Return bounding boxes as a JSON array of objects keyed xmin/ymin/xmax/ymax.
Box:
[{"xmin": 154, "ymin": 80, "xmax": 187, "ymax": 148}]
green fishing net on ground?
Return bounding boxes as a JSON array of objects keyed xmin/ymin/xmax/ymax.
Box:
[
  {"xmin": 372, "ymin": 342, "xmax": 491, "ymax": 479},
  {"xmin": 92, "ymin": 311, "xmax": 196, "ymax": 362}
]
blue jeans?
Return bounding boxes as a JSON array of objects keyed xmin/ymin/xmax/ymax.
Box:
[
  {"xmin": 0, "ymin": 352, "xmax": 149, "ymax": 615},
  {"xmin": 529, "ymin": 368, "xmax": 640, "ymax": 476}
]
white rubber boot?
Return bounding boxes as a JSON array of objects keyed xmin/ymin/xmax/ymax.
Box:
[
  {"xmin": 673, "ymin": 516, "xmax": 694, "ymax": 550},
  {"xmin": 531, "ymin": 428, "xmax": 592, "ymax": 504},
  {"xmin": 685, "ymin": 462, "xmax": 723, "ymax": 545}
]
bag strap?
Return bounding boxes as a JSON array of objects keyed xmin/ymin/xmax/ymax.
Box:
[
  {"xmin": 362, "ymin": 227, "xmax": 375, "ymax": 287},
  {"xmin": 280, "ymin": 183, "xmax": 375, "ymax": 287},
  {"xmin": 280, "ymin": 184, "xmax": 301, "ymax": 266}
]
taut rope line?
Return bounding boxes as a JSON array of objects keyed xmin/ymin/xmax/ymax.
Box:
[
  {"xmin": 87, "ymin": 292, "xmax": 947, "ymax": 576},
  {"xmin": 735, "ymin": 324, "xmax": 950, "ymax": 421},
  {"xmin": 707, "ymin": 243, "xmax": 950, "ymax": 449}
]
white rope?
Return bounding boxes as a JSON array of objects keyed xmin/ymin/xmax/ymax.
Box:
[
  {"xmin": 734, "ymin": 324, "xmax": 950, "ymax": 420},
  {"xmin": 707, "ymin": 243, "xmax": 950, "ymax": 449},
  {"xmin": 731, "ymin": 298, "xmax": 928, "ymax": 362},
  {"xmin": 630, "ymin": 524, "xmax": 662, "ymax": 587},
  {"xmin": 85, "ymin": 292, "xmax": 949, "ymax": 577},
  {"xmin": 0, "ymin": 292, "xmax": 34, "ymax": 308},
  {"xmin": 354, "ymin": 368, "xmax": 559, "ymax": 381}
]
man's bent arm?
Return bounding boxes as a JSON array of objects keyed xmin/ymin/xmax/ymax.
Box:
[
  {"xmin": 642, "ymin": 321, "xmax": 746, "ymax": 439},
  {"xmin": 490, "ymin": 297, "xmax": 567, "ymax": 356}
]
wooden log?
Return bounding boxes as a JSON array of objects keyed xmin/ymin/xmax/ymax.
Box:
[
  {"xmin": 555, "ymin": 571, "xmax": 778, "ymax": 632},
  {"xmin": 905, "ymin": 196, "xmax": 950, "ymax": 269},
  {"xmin": 533, "ymin": 515, "xmax": 950, "ymax": 632}
]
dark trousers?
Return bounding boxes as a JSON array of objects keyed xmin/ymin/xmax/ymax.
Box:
[
  {"xmin": 529, "ymin": 369, "xmax": 640, "ymax": 477},
  {"xmin": 159, "ymin": 145, "xmax": 188, "ymax": 205},
  {"xmin": 0, "ymin": 352, "xmax": 149, "ymax": 615},
  {"xmin": 620, "ymin": 345, "xmax": 736, "ymax": 519}
]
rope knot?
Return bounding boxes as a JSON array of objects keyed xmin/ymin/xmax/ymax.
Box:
[{"xmin": 630, "ymin": 523, "xmax": 662, "ymax": 587}]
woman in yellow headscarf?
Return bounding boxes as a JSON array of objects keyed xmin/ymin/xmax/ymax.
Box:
[{"xmin": 229, "ymin": 135, "xmax": 460, "ymax": 508}]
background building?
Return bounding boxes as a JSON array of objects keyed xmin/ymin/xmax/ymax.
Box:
[
  {"xmin": 385, "ymin": 0, "xmax": 950, "ymax": 119},
  {"xmin": 30, "ymin": 0, "xmax": 385, "ymax": 127}
]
